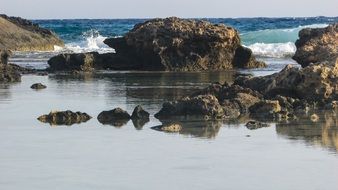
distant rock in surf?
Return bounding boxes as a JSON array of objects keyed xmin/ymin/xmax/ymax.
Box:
[
  {"xmin": 31, "ymin": 83, "xmax": 47, "ymax": 90},
  {"xmin": 48, "ymin": 17, "xmax": 266, "ymax": 72},
  {"xmin": 0, "ymin": 14, "xmax": 64, "ymax": 51},
  {"xmin": 293, "ymin": 23, "xmax": 338, "ymax": 67}
]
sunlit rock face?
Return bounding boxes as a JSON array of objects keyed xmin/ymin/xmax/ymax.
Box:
[{"xmin": 293, "ymin": 23, "xmax": 338, "ymax": 68}]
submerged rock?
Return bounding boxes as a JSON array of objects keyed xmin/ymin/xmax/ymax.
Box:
[
  {"xmin": 293, "ymin": 23, "xmax": 338, "ymax": 67},
  {"xmin": 97, "ymin": 108, "xmax": 131, "ymax": 126},
  {"xmin": 0, "ymin": 14, "xmax": 64, "ymax": 51},
  {"xmin": 31, "ymin": 83, "xmax": 47, "ymax": 90},
  {"xmin": 37, "ymin": 110, "xmax": 92, "ymax": 125},
  {"xmin": 245, "ymin": 121, "xmax": 270, "ymax": 130},
  {"xmin": 152, "ymin": 123, "xmax": 182, "ymax": 133}
]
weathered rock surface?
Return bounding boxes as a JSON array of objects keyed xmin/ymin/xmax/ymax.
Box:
[
  {"xmin": 37, "ymin": 111, "xmax": 92, "ymax": 125},
  {"xmin": 235, "ymin": 62, "xmax": 338, "ymax": 102},
  {"xmin": 0, "ymin": 49, "xmax": 11, "ymax": 65},
  {"xmin": 97, "ymin": 108, "xmax": 131, "ymax": 126},
  {"xmin": 0, "ymin": 14, "xmax": 64, "ymax": 51},
  {"xmin": 293, "ymin": 23, "xmax": 338, "ymax": 67},
  {"xmin": 48, "ymin": 17, "xmax": 265, "ymax": 71},
  {"xmin": 245, "ymin": 121, "xmax": 270, "ymax": 130},
  {"xmin": 152, "ymin": 123, "xmax": 182, "ymax": 133},
  {"xmin": 104, "ymin": 17, "xmax": 265, "ymax": 71},
  {"xmin": 155, "ymin": 83, "xmax": 263, "ymax": 120},
  {"xmin": 31, "ymin": 83, "xmax": 47, "ymax": 90}
]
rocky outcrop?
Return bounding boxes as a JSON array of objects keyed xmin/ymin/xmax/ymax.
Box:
[
  {"xmin": 155, "ymin": 83, "xmax": 264, "ymax": 121},
  {"xmin": 0, "ymin": 49, "xmax": 11, "ymax": 65},
  {"xmin": 37, "ymin": 111, "xmax": 92, "ymax": 125},
  {"xmin": 48, "ymin": 17, "xmax": 265, "ymax": 71},
  {"xmin": 235, "ymin": 62, "xmax": 338, "ymax": 102},
  {"xmin": 0, "ymin": 14, "xmax": 64, "ymax": 51},
  {"xmin": 293, "ymin": 23, "xmax": 338, "ymax": 67},
  {"xmin": 104, "ymin": 17, "xmax": 265, "ymax": 71}
]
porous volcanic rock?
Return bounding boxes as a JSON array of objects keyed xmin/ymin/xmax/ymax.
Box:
[{"xmin": 37, "ymin": 110, "xmax": 92, "ymax": 125}]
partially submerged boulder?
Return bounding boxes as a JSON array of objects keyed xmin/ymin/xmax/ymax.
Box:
[
  {"xmin": 37, "ymin": 110, "xmax": 92, "ymax": 125},
  {"xmin": 0, "ymin": 14, "xmax": 64, "ymax": 51},
  {"xmin": 0, "ymin": 64, "xmax": 21, "ymax": 82},
  {"xmin": 97, "ymin": 108, "xmax": 131, "ymax": 126},
  {"xmin": 31, "ymin": 83, "xmax": 47, "ymax": 90},
  {"xmin": 293, "ymin": 23, "xmax": 338, "ymax": 67}
]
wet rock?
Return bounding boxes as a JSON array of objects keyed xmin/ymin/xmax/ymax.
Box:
[
  {"xmin": 245, "ymin": 121, "xmax": 270, "ymax": 130},
  {"xmin": 132, "ymin": 118, "xmax": 150, "ymax": 130},
  {"xmin": 37, "ymin": 110, "xmax": 92, "ymax": 125},
  {"xmin": 104, "ymin": 17, "xmax": 265, "ymax": 71},
  {"xmin": 293, "ymin": 24, "xmax": 338, "ymax": 67},
  {"xmin": 155, "ymin": 95, "xmax": 225, "ymax": 120},
  {"xmin": 97, "ymin": 108, "xmax": 131, "ymax": 126},
  {"xmin": 0, "ymin": 64, "xmax": 21, "ymax": 82},
  {"xmin": 0, "ymin": 49, "xmax": 11, "ymax": 65},
  {"xmin": 131, "ymin": 105, "xmax": 150, "ymax": 120},
  {"xmin": 31, "ymin": 83, "xmax": 47, "ymax": 90},
  {"xmin": 310, "ymin": 114, "xmax": 320, "ymax": 122},
  {"xmin": 0, "ymin": 14, "xmax": 64, "ymax": 51},
  {"xmin": 152, "ymin": 123, "xmax": 182, "ymax": 133}
]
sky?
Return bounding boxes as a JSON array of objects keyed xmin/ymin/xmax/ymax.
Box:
[{"xmin": 1, "ymin": 0, "xmax": 337, "ymax": 19}]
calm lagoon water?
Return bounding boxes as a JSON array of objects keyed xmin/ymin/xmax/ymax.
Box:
[{"xmin": 0, "ymin": 66, "xmax": 338, "ymax": 190}]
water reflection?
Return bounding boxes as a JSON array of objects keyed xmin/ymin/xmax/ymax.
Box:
[{"xmin": 276, "ymin": 111, "xmax": 338, "ymax": 153}]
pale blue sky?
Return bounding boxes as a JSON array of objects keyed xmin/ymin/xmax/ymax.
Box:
[{"xmin": 1, "ymin": 0, "xmax": 337, "ymax": 19}]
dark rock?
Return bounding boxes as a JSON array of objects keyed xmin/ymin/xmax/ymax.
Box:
[
  {"xmin": 103, "ymin": 17, "xmax": 265, "ymax": 71},
  {"xmin": 97, "ymin": 108, "xmax": 131, "ymax": 126},
  {"xmin": 37, "ymin": 110, "xmax": 92, "ymax": 125},
  {"xmin": 132, "ymin": 117, "xmax": 150, "ymax": 130},
  {"xmin": 131, "ymin": 105, "xmax": 150, "ymax": 119},
  {"xmin": 0, "ymin": 14, "xmax": 64, "ymax": 51},
  {"xmin": 245, "ymin": 121, "xmax": 270, "ymax": 130},
  {"xmin": 31, "ymin": 83, "xmax": 47, "ymax": 90},
  {"xmin": 0, "ymin": 49, "xmax": 11, "ymax": 65},
  {"xmin": 249, "ymin": 100, "xmax": 282, "ymax": 119},
  {"xmin": 293, "ymin": 23, "xmax": 338, "ymax": 67}
]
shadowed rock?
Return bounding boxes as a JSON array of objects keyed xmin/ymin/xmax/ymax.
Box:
[
  {"xmin": 245, "ymin": 121, "xmax": 270, "ymax": 130},
  {"xmin": 0, "ymin": 64, "xmax": 21, "ymax": 82},
  {"xmin": 97, "ymin": 108, "xmax": 131, "ymax": 127},
  {"xmin": 31, "ymin": 83, "xmax": 47, "ymax": 90},
  {"xmin": 37, "ymin": 110, "xmax": 92, "ymax": 125}
]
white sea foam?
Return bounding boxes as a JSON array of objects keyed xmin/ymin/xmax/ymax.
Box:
[
  {"xmin": 246, "ymin": 42, "xmax": 297, "ymax": 58},
  {"xmin": 56, "ymin": 30, "xmax": 115, "ymax": 54}
]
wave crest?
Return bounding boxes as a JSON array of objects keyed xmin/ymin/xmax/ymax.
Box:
[{"xmin": 247, "ymin": 42, "xmax": 296, "ymax": 58}]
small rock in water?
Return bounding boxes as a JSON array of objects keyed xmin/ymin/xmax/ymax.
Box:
[
  {"xmin": 31, "ymin": 83, "xmax": 47, "ymax": 90},
  {"xmin": 97, "ymin": 108, "xmax": 131, "ymax": 127},
  {"xmin": 38, "ymin": 110, "xmax": 92, "ymax": 125},
  {"xmin": 310, "ymin": 114, "xmax": 320, "ymax": 122},
  {"xmin": 131, "ymin": 105, "xmax": 150, "ymax": 120},
  {"xmin": 152, "ymin": 123, "xmax": 182, "ymax": 133},
  {"xmin": 245, "ymin": 121, "xmax": 270, "ymax": 130}
]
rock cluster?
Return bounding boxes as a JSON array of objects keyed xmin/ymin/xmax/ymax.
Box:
[
  {"xmin": 37, "ymin": 111, "xmax": 92, "ymax": 125},
  {"xmin": 0, "ymin": 14, "xmax": 64, "ymax": 51},
  {"xmin": 48, "ymin": 17, "xmax": 265, "ymax": 71}
]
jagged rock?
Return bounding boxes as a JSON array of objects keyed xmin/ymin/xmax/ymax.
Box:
[
  {"xmin": 97, "ymin": 108, "xmax": 131, "ymax": 126},
  {"xmin": 235, "ymin": 62, "xmax": 338, "ymax": 102},
  {"xmin": 0, "ymin": 14, "xmax": 64, "ymax": 51},
  {"xmin": 103, "ymin": 17, "xmax": 265, "ymax": 71},
  {"xmin": 37, "ymin": 110, "xmax": 92, "ymax": 125},
  {"xmin": 249, "ymin": 100, "xmax": 282, "ymax": 118},
  {"xmin": 245, "ymin": 121, "xmax": 270, "ymax": 130},
  {"xmin": 293, "ymin": 23, "xmax": 338, "ymax": 67},
  {"xmin": 31, "ymin": 83, "xmax": 47, "ymax": 90},
  {"xmin": 0, "ymin": 49, "xmax": 11, "ymax": 65},
  {"xmin": 131, "ymin": 105, "xmax": 150, "ymax": 119},
  {"xmin": 155, "ymin": 95, "xmax": 225, "ymax": 120}
]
